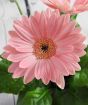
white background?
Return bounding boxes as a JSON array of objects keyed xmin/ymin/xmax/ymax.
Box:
[{"xmin": 0, "ymin": 0, "xmax": 88, "ymax": 105}]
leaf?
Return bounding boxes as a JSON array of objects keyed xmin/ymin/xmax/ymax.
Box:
[
  {"xmin": 52, "ymin": 87, "xmax": 88, "ymax": 105},
  {"xmin": 17, "ymin": 87, "xmax": 52, "ymax": 105},
  {"xmin": 0, "ymin": 59, "xmax": 24, "ymax": 94}
]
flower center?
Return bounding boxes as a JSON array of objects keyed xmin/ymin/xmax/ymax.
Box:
[
  {"xmin": 33, "ymin": 39, "xmax": 56, "ymax": 59},
  {"xmin": 41, "ymin": 44, "xmax": 48, "ymax": 52}
]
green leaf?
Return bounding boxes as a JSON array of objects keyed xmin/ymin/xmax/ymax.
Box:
[
  {"xmin": 17, "ymin": 87, "xmax": 52, "ymax": 105},
  {"xmin": 52, "ymin": 87, "xmax": 88, "ymax": 105},
  {"xmin": 69, "ymin": 47, "xmax": 88, "ymax": 88},
  {"xmin": 0, "ymin": 59, "xmax": 24, "ymax": 94}
]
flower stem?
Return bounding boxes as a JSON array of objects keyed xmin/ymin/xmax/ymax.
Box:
[
  {"xmin": 14, "ymin": 0, "xmax": 23, "ymax": 15},
  {"xmin": 24, "ymin": 0, "xmax": 30, "ymax": 17}
]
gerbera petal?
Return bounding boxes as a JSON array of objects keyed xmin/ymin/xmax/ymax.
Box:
[
  {"xmin": 7, "ymin": 53, "xmax": 30, "ymax": 62},
  {"xmin": 9, "ymin": 31, "xmax": 18, "ymax": 38},
  {"xmin": 51, "ymin": 56, "xmax": 69, "ymax": 76},
  {"xmin": 52, "ymin": 14, "xmax": 70, "ymax": 39},
  {"xmin": 4, "ymin": 45, "xmax": 17, "ymax": 53},
  {"xmin": 11, "ymin": 43, "xmax": 33, "ymax": 53},
  {"xmin": 56, "ymin": 75, "xmax": 65, "ymax": 89},
  {"xmin": 76, "ymin": 50, "xmax": 86, "ymax": 57},
  {"xmin": 49, "ymin": 15, "xmax": 65, "ymax": 39},
  {"xmin": 59, "ymin": 55, "xmax": 81, "ymax": 75},
  {"xmin": 13, "ymin": 68, "xmax": 26, "ymax": 78},
  {"xmin": 24, "ymin": 67, "xmax": 35, "ymax": 84},
  {"xmin": 35, "ymin": 59, "xmax": 51, "ymax": 84},
  {"xmin": 41, "ymin": 0, "xmax": 60, "ymax": 9},
  {"xmin": 57, "ymin": 35, "xmax": 85, "ymax": 46},
  {"xmin": 30, "ymin": 16, "xmax": 42, "ymax": 39},
  {"xmin": 72, "ymin": 63, "xmax": 81, "ymax": 71},
  {"xmin": 56, "ymin": 45, "xmax": 74, "ymax": 55},
  {"xmin": 60, "ymin": 53, "xmax": 80, "ymax": 63},
  {"xmin": 2, "ymin": 53, "xmax": 9, "ymax": 58},
  {"xmin": 57, "ymin": 21, "xmax": 76, "ymax": 40},
  {"xmin": 8, "ymin": 63, "xmax": 18, "ymax": 73},
  {"xmin": 19, "ymin": 54, "xmax": 37, "ymax": 68},
  {"xmin": 14, "ymin": 24, "xmax": 34, "ymax": 43},
  {"xmin": 48, "ymin": 59, "xmax": 65, "ymax": 89},
  {"xmin": 39, "ymin": 12, "xmax": 48, "ymax": 38},
  {"xmin": 41, "ymin": 0, "xmax": 88, "ymax": 14}
]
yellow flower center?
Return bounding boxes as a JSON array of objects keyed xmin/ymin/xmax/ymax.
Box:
[{"xmin": 33, "ymin": 39, "xmax": 56, "ymax": 59}]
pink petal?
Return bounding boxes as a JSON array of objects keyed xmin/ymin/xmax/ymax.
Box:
[
  {"xmin": 64, "ymin": 63, "xmax": 76, "ymax": 75},
  {"xmin": 39, "ymin": 12, "xmax": 48, "ymax": 38},
  {"xmin": 24, "ymin": 67, "xmax": 35, "ymax": 84},
  {"xmin": 4, "ymin": 45, "xmax": 17, "ymax": 53},
  {"xmin": 56, "ymin": 75, "xmax": 65, "ymax": 89},
  {"xmin": 52, "ymin": 14, "xmax": 70, "ymax": 39},
  {"xmin": 77, "ymin": 50, "xmax": 86, "ymax": 57},
  {"xmin": 2, "ymin": 53, "xmax": 9, "ymax": 58},
  {"xmin": 14, "ymin": 24, "xmax": 34, "ymax": 43},
  {"xmin": 57, "ymin": 35, "xmax": 85, "ymax": 46},
  {"xmin": 56, "ymin": 21, "xmax": 76, "ymax": 41},
  {"xmin": 48, "ymin": 15, "xmax": 65, "ymax": 39},
  {"xmin": 41, "ymin": 0, "xmax": 60, "ymax": 9},
  {"xmin": 7, "ymin": 53, "xmax": 30, "ymax": 62},
  {"xmin": 51, "ymin": 56, "xmax": 69, "ymax": 76},
  {"xmin": 30, "ymin": 17, "xmax": 42, "ymax": 39},
  {"xmin": 72, "ymin": 63, "xmax": 81, "ymax": 71},
  {"xmin": 8, "ymin": 40, "xmax": 33, "ymax": 52},
  {"xmin": 8, "ymin": 63, "xmax": 19, "ymax": 73},
  {"xmin": 56, "ymin": 45, "xmax": 73, "ymax": 55},
  {"xmin": 35, "ymin": 59, "xmax": 51, "ymax": 84},
  {"xmin": 9, "ymin": 31, "xmax": 18, "ymax": 38},
  {"xmin": 19, "ymin": 54, "xmax": 37, "ymax": 68},
  {"xmin": 60, "ymin": 53, "xmax": 80, "ymax": 63},
  {"xmin": 49, "ymin": 59, "xmax": 65, "ymax": 89},
  {"xmin": 34, "ymin": 11, "xmax": 41, "ymax": 23},
  {"xmin": 13, "ymin": 68, "xmax": 26, "ymax": 78},
  {"xmin": 60, "ymin": 55, "xmax": 81, "ymax": 75}
]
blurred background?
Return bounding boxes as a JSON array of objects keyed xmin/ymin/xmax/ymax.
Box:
[{"xmin": 0, "ymin": 0, "xmax": 88, "ymax": 105}]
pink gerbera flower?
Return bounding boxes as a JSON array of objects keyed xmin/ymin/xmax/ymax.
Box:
[
  {"xmin": 3, "ymin": 9, "xmax": 86, "ymax": 89},
  {"xmin": 41, "ymin": 0, "xmax": 88, "ymax": 14}
]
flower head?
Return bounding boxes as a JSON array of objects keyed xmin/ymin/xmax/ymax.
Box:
[
  {"xmin": 3, "ymin": 9, "xmax": 86, "ymax": 89},
  {"xmin": 41, "ymin": 0, "xmax": 88, "ymax": 14}
]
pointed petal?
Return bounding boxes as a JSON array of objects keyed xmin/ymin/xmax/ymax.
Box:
[
  {"xmin": 8, "ymin": 63, "xmax": 18, "ymax": 73},
  {"xmin": 13, "ymin": 68, "xmax": 26, "ymax": 78},
  {"xmin": 24, "ymin": 68, "xmax": 35, "ymax": 84}
]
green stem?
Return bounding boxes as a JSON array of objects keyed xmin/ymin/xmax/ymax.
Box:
[{"xmin": 14, "ymin": 0, "xmax": 23, "ymax": 15}]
